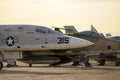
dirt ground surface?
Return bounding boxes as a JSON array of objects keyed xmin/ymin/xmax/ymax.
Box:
[{"xmin": 0, "ymin": 61, "xmax": 120, "ymax": 80}]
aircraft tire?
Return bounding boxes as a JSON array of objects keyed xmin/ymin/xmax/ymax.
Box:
[
  {"xmin": 84, "ymin": 62, "xmax": 92, "ymax": 67},
  {"xmin": 98, "ymin": 59, "xmax": 105, "ymax": 66},
  {"xmin": 29, "ymin": 63, "xmax": 32, "ymax": 67},
  {"xmin": 115, "ymin": 62, "xmax": 120, "ymax": 66},
  {"xmin": 72, "ymin": 61, "xmax": 80, "ymax": 66},
  {"xmin": 115, "ymin": 59, "xmax": 120, "ymax": 66},
  {"xmin": 0, "ymin": 61, "xmax": 3, "ymax": 70},
  {"xmin": 115, "ymin": 63, "xmax": 119, "ymax": 66}
]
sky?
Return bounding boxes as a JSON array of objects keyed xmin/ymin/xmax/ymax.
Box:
[{"xmin": 0, "ymin": 0, "xmax": 120, "ymax": 36}]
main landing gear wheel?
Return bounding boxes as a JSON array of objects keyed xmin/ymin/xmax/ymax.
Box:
[
  {"xmin": 115, "ymin": 62, "xmax": 119, "ymax": 66},
  {"xmin": 0, "ymin": 61, "xmax": 3, "ymax": 70},
  {"xmin": 84, "ymin": 62, "xmax": 92, "ymax": 67},
  {"xmin": 115, "ymin": 61, "xmax": 120, "ymax": 66},
  {"xmin": 84, "ymin": 56, "xmax": 92, "ymax": 67},
  {"xmin": 98, "ymin": 59, "xmax": 105, "ymax": 66},
  {"xmin": 28, "ymin": 60, "xmax": 32, "ymax": 67},
  {"xmin": 72, "ymin": 61, "xmax": 80, "ymax": 66},
  {"xmin": 29, "ymin": 63, "xmax": 32, "ymax": 67}
]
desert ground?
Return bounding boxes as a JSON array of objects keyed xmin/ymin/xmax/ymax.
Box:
[{"xmin": 0, "ymin": 61, "xmax": 120, "ymax": 80}]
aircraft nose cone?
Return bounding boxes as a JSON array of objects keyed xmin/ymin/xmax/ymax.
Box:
[{"xmin": 70, "ymin": 37, "xmax": 94, "ymax": 48}]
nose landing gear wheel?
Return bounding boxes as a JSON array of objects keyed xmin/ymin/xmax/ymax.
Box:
[
  {"xmin": 29, "ymin": 63, "xmax": 32, "ymax": 67},
  {"xmin": 0, "ymin": 61, "xmax": 3, "ymax": 70}
]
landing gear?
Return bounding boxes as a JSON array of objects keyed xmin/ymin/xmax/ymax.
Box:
[
  {"xmin": 72, "ymin": 61, "xmax": 80, "ymax": 66},
  {"xmin": 98, "ymin": 59, "xmax": 105, "ymax": 66},
  {"xmin": 84, "ymin": 56, "xmax": 92, "ymax": 67},
  {"xmin": 7, "ymin": 60, "xmax": 17, "ymax": 67},
  {"xmin": 115, "ymin": 62, "xmax": 120, "ymax": 66},
  {"xmin": 84, "ymin": 62, "xmax": 91, "ymax": 67},
  {"xmin": 72, "ymin": 55, "xmax": 83, "ymax": 66},
  {"xmin": 98, "ymin": 53, "xmax": 105, "ymax": 66},
  {"xmin": 29, "ymin": 63, "xmax": 32, "ymax": 67},
  {"xmin": 28, "ymin": 60, "xmax": 32, "ymax": 67},
  {"xmin": 115, "ymin": 59, "xmax": 120, "ymax": 66},
  {"xmin": 0, "ymin": 61, "xmax": 3, "ymax": 70}
]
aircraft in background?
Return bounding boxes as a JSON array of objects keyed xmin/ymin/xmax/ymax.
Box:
[
  {"xmin": 53, "ymin": 25, "xmax": 120, "ymax": 66},
  {"xmin": 90, "ymin": 26, "xmax": 120, "ymax": 66},
  {"xmin": 106, "ymin": 33, "xmax": 120, "ymax": 41},
  {"xmin": 0, "ymin": 24, "xmax": 94, "ymax": 70},
  {"xmin": 106, "ymin": 33, "xmax": 112, "ymax": 38}
]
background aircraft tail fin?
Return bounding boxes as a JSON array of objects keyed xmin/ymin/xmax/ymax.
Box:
[
  {"xmin": 63, "ymin": 25, "xmax": 78, "ymax": 34},
  {"xmin": 106, "ymin": 33, "xmax": 112, "ymax": 37},
  {"xmin": 91, "ymin": 25, "xmax": 98, "ymax": 32},
  {"xmin": 91, "ymin": 25, "xmax": 105, "ymax": 38}
]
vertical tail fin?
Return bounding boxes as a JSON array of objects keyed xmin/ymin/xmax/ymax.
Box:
[
  {"xmin": 91, "ymin": 25, "xmax": 98, "ymax": 32},
  {"xmin": 63, "ymin": 25, "xmax": 78, "ymax": 34},
  {"xmin": 106, "ymin": 33, "xmax": 112, "ymax": 37},
  {"xmin": 91, "ymin": 25, "xmax": 105, "ymax": 38}
]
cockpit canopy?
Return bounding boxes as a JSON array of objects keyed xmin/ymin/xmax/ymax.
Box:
[
  {"xmin": 35, "ymin": 26, "xmax": 61, "ymax": 34},
  {"xmin": 79, "ymin": 31, "xmax": 104, "ymax": 39}
]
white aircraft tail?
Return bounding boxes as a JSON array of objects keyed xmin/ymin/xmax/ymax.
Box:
[{"xmin": 63, "ymin": 26, "xmax": 78, "ymax": 34}]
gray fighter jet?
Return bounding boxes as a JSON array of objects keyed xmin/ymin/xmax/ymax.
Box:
[{"xmin": 0, "ymin": 24, "xmax": 94, "ymax": 70}]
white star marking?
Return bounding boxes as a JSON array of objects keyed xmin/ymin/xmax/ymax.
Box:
[{"xmin": 7, "ymin": 37, "xmax": 14, "ymax": 45}]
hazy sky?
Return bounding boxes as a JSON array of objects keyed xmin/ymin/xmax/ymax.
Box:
[{"xmin": 0, "ymin": 0, "xmax": 120, "ymax": 36}]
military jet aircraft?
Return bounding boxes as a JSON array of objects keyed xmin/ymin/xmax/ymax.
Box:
[
  {"xmin": 53, "ymin": 25, "xmax": 120, "ymax": 66},
  {"xmin": 90, "ymin": 27, "xmax": 120, "ymax": 66},
  {"xmin": 103, "ymin": 33, "xmax": 120, "ymax": 66},
  {"xmin": 0, "ymin": 24, "xmax": 94, "ymax": 70},
  {"xmin": 106, "ymin": 33, "xmax": 120, "ymax": 41},
  {"xmin": 88, "ymin": 26, "xmax": 120, "ymax": 66}
]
